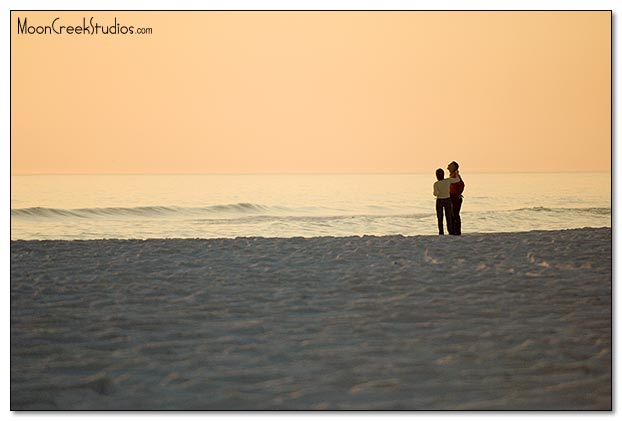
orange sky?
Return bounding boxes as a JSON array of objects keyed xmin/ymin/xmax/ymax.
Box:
[{"xmin": 11, "ymin": 11, "xmax": 611, "ymax": 174}]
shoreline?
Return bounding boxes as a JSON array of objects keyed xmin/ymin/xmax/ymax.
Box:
[{"xmin": 9, "ymin": 226, "xmax": 613, "ymax": 243}]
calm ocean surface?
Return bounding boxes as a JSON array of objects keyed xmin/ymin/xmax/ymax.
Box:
[{"xmin": 10, "ymin": 173, "xmax": 610, "ymax": 240}]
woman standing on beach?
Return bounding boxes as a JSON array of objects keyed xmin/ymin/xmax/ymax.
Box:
[
  {"xmin": 433, "ymin": 168, "xmax": 462, "ymax": 235},
  {"xmin": 447, "ymin": 161, "xmax": 465, "ymax": 235}
]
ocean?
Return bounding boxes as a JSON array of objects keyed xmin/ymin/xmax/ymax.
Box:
[{"xmin": 10, "ymin": 173, "xmax": 611, "ymax": 240}]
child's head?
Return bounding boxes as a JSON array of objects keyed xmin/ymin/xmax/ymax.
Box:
[{"xmin": 435, "ymin": 168, "xmax": 444, "ymax": 181}]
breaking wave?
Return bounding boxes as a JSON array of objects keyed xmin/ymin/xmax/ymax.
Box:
[
  {"xmin": 12, "ymin": 204, "xmax": 611, "ymax": 220},
  {"xmin": 11, "ymin": 203, "xmax": 274, "ymax": 219}
]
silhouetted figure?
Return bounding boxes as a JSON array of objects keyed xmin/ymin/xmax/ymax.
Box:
[
  {"xmin": 447, "ymin": 161, "xmax": 465, "ymax": 235},
  {"xmin": 433, "ymin": 168, "xmax": 461, "ymax": 235}
]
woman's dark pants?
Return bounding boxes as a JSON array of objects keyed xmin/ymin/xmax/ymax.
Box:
[
  {"xmin": 436, "ymin": 198, "xmax": 454, "ymax": 235},
  {"xmin": 450, "ymin": 194, "xmax": 463, "ymax": 235}
]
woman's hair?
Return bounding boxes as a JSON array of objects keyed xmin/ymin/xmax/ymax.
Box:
[
  {"xmin": 436, "ymin": 168, "xmax": 444, "ymax": 181},
  {"xmin": 449, "ymin": 161, "xmax": 459, "ymax": 170}
]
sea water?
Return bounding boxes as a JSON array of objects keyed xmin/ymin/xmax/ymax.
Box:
[{"xmin": 10, "ymin": 173, "xmax": 610, "ymax": 240}]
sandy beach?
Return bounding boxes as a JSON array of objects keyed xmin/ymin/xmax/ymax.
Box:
[{"xmin": 10, "ymin": 227, "xmax": 611, "ymax": 410}]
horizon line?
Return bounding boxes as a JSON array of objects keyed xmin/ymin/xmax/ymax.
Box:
[{"xmin": 10, "ymin": 170, "xmax": 612, "ymax": 176}]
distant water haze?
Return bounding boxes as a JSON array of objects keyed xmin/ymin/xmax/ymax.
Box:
[{"xmin": 10, "ymin": 173, "xmax": 610, "ymax": 240}]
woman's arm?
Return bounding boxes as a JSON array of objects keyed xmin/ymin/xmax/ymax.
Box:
[{"xmin": 448, "ymin": 170, "xmax": 461, "ymax": 183}]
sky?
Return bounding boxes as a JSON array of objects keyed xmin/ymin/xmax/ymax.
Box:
[{"xmin": 11, "ymin": 11, "xmax": 611, "ymax": 174}]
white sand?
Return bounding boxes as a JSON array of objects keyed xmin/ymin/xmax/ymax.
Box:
[{"xmin": 10, "ymin": 227, "xmax": 611, "ymax": 410}]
